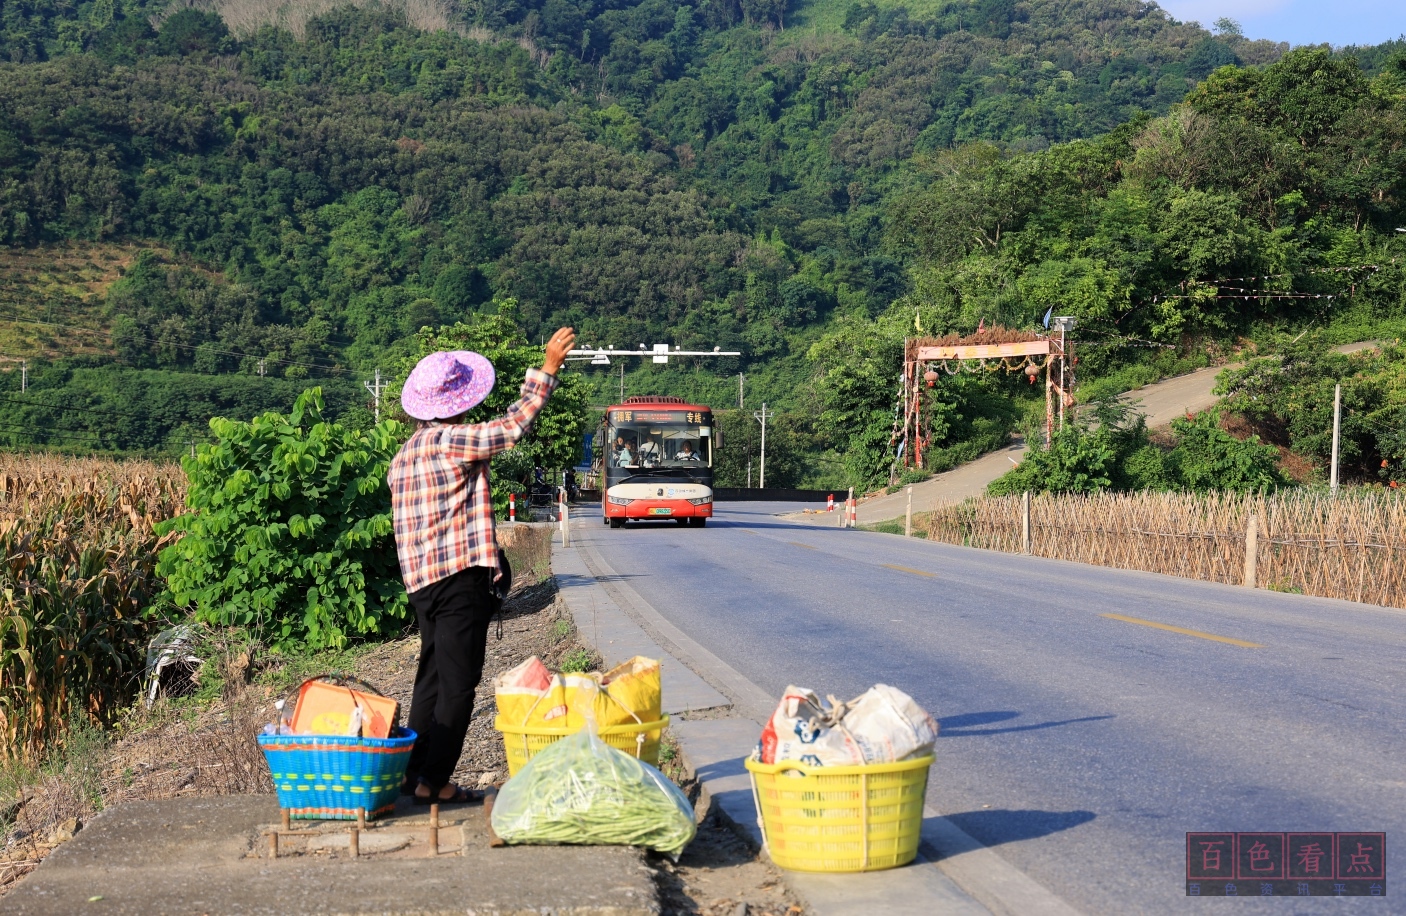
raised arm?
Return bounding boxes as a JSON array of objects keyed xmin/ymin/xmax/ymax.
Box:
[{"xmin": 437, "ymin": 327, "xmax": 575, "ymax": 463}]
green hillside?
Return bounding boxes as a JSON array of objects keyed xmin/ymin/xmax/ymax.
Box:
[{"xmin": 0, "ymin": 0, "xmax": 1402, "ymax": 485}]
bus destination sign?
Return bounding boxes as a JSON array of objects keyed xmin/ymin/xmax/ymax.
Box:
[{"xmin": 612, "ymin": 410, "xmax": 710, "ymax": 424}]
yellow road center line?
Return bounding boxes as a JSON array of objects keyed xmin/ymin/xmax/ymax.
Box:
[
  {"xmin": 789, "ymin": 542, "xmax": 818, "ymax": 550},
  {"xmin": 882, "ymin": 564, "xmax": 936, "ymax": 578},
  {"xmin": 1101, "ymin": 613, "xmax": 1264, "ymax": 648}
]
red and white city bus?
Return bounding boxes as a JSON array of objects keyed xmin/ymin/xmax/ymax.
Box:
[{"xmin": 598, "ymin": 396, "xmax": 714, "ymax": 528}]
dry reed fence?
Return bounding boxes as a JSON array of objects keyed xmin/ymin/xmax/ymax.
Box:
[
  {"xmin": 924, "ymin": 490, "xmax": 1406, "ymax": 609},
  {"xmin": 0, "ymin": 455, "xmax": 186, "ymax": 762}
]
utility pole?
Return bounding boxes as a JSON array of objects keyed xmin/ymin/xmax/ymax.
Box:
[
  {"xmin": 20, "ymin": 360, "xmax": 26, "ymax": 393},
  {"xmin": 619, "ymin": 363, "xmax": 625, "ymax": 402},
  {"xmin": 363, "ymin": 369, "xmax": 386, "ymax": 422},
  {"xmin": 738, "ymin": 373, "xmax": 744, "ymax": 409},
  {"xmin": 753, "ymin": 402, "xmax": 772, "ymax": 489},
  {"xmin": 1330, "ymin": 383, "xmax": 1342, "ymax": 495},
  {"xmin": 258, "ymin": 358, "xmax": 267, "ymax": 378}
]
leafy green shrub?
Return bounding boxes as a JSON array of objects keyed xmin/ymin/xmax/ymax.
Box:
[
  {"xmin": 1166, "ymin": 411, "xmax": 1289, "ymax": 493},
  {"xmin": 158, "ymin": 389, "xmax": 410, "ymax": 651},
  {"xmin": 989, "ymin": 400, "xmax": 1290, "ymax": 496},
  {"xmin": 988, "ymin": 426, "xmax": 1116, "ymax": 495}
]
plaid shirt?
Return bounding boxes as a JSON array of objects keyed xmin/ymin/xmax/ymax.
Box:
[{"xmin": 389, "ymin": 368, "xmax": 558, "ymax": 595}]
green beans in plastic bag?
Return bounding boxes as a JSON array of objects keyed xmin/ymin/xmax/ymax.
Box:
[{"xmin": 490, "ymin": 728, "xmax": 696, "ymax": 857}]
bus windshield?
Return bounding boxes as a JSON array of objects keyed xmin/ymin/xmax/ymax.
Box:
[{"xmin": 607, "ymin": 421, "xmax": 711, "ymax": 469}]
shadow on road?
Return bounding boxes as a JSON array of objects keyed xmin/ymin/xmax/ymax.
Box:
[
  {"xmin": 554, "ymin": 572, "xmax": 646, "ymax": 587},
  {"xmin": 711, "ymin": 518, "xmax": 823, "ymax": 531},
  {"xmin": 938, "ymin": 808, "xmax": 1097, "ymax": 847},
  {"xmin": 939, "ymin": 710, "xmax": 1115, "ymax": 736}
]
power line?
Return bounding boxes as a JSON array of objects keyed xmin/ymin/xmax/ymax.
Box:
[
  {"xmin": 0, "ymin": 422, "xmax": 103, "ymax": 443},
  {"xmin": 0, "ymin": 416, "xmax": 110, "ymax": 438},
  {"xmin": 0, "ymin": 393, "xmax": 158, "ymax": 422}
]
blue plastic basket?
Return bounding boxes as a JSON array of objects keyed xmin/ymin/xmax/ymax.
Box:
[{"xmin": 258, "ymin": 729, "xmax": 416, "ymax": 820}]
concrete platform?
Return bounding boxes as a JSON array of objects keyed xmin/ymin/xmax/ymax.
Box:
[{"xmin": 5, "ymin": 795, "xmax": 658, "ymax": 915}]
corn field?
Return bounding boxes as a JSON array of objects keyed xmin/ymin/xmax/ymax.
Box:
[
  {"xmin": 0, "ymin": 456, "xmax": 186, "ymax": 762},
  {"xmin": 924, "ymin": 489, "xmax": 1406, "ymax": 609}
]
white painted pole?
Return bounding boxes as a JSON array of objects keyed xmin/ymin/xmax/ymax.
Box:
[
  {"xmin": 560, "ymin": 488, "xmax": 571, "ymax": 547},
  {"xmin": 905, "ymin": 486, "xmax": 913, "ymax": 537},
  {"xmin": 1330, "ymin": 383, "xmax": 1341, "ymax": 495},
  {"xmin": 758, "ymin": 402, "xmax": 767, "ymax": 489}
]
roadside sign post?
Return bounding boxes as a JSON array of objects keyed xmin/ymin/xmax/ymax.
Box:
[{"xmin": 905, "ymin": 486, "xmax": 913, "ymax": 537}]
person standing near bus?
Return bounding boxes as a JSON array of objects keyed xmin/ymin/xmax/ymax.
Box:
[{"xmin": 389, "ymin": 326, "xmax": 576, "ymax": 804}]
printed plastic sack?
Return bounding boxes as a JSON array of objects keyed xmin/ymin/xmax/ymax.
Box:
[
  {"xmin": 496, "ymin": 655, "xmax": 662, "ymax": 730},
  {"xmin": 759, "ymin": 686, "xmax": 863, "ymax": 766},
  {"xmin": 494, "ymin": 657, "xmax": 570, "ymax": 726},
  {"xmin": 601, "ymin": 655, "xmax": 662, "ymax": 724},
  {"xmin": 490, "ymin": 727, "xmax": 696, "ymax": 857},
  {"xmin": 841, "ymin": 684, "xmax": 938, "ymax": 763},
  {"xmin": 759, "ymin": 684, "xmax": 938, "ymax": 766}
]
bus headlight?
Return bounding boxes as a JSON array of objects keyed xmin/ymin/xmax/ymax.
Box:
[
  {"xmin": 608, "ymin": 496, "xmax": 633, "ymax": 506},
  {"xmin": 686, "ymin": 496, "xmax": 712, "ymax": 505}
]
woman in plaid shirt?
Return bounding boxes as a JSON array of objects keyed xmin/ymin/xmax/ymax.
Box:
[{"xmin": 390, "ymin": 326, "xmax": 576, "ymax": 804}]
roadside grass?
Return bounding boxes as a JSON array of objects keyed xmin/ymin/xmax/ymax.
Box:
[{"xmin": 862, "ymin": 519, "xmax": 928, "ymax": 538}]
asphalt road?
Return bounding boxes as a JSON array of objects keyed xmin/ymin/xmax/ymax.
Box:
[{"xmin": 579, "ymin": 502, "xmax": 1406, "ymax": 913}]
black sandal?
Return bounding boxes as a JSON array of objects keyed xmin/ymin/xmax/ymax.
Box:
[{"xmin": 413, "ymin": 782, "xmax": 484, "ymax": 805}]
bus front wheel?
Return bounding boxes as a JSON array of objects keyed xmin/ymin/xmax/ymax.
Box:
[
  {"xmin": 610, "ymin": 518, "xmax": 625, "ymax": 529},
  {"xmin": 689, "ymin": 517, "xmax": 707, "ymax": 528}
]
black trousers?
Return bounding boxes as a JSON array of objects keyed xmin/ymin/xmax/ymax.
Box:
[{"xmin": 405, "ymin": 565, "xmax": 495, "ymax": 790}]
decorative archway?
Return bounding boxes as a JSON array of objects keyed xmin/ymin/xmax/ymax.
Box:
[{"xmin": 895, "ymin": 324, "xmax": 1074, "ymax": 474}]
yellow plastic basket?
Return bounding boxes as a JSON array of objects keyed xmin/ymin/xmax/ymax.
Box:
[
  {"xmin": 745, "ymin": 753, "xmax": 933, "ymax": 873},
  {"xmin": 493, "ymin": 715, "xmax": 670, "ymax": 777}
]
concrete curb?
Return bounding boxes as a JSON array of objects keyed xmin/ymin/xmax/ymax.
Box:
[{"xmin": 551, "ymin": 521, "xmax": 1083, "ymax": 916}]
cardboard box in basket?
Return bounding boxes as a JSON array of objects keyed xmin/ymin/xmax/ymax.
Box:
[{"xmin": 291, "ymin": 680, "xmax": 399, "ymax": 739}]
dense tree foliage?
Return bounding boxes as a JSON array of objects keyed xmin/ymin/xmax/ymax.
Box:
[
  {"xmin": 1, "ymin": 0, "xmax": 1401, "ymax": 493},
  {"xmin": 1219, "ymin": 336, "xmax": 1406, "ymax": 486},
  {"xmin": 820, "ymin": 46, "xmax": 1406, "ymax": 487}
]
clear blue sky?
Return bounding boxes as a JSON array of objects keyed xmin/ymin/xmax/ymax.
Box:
[{"xmin": 1156, "ymin": 1, "xmax": 1406, "ymax": 48}]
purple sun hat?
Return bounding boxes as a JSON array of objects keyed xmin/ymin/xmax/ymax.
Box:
[{"xmin": 401, "ymin": 351, "xmax": 496, "ymax": 421}]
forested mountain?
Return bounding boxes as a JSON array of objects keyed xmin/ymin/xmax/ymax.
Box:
[{"xmin": 0, "ymin": 0, "xmax": 1400, "ymax": 481}]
